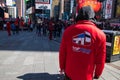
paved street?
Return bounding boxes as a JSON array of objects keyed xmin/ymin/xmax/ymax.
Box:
[{"xmin": 0, "ymin": 30, "xmax": 120, "ymax": 80}]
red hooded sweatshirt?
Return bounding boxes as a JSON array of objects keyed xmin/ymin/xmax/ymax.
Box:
[{"xmin": 59, "ymin": 20, "xmax": 106, "ymax": 80}]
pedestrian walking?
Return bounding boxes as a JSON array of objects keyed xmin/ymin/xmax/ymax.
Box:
[
  {"xmin": 59, "ymin": 6, "xmax": 106, "ymax": 80},
  {"xmin": 43, "ymin": 23, "xmax": 47, "ymax": 36},
  {"xmin": 20, "ymin": 17, "xmax": 24, "ymax": 31},
  {"xmin": 15, "ymin": 17, "xmax": 20, "ymax": 34},
  {"xmin": 6, "ymin": 21, "xmax": 11, "ymax": 36},
  {"xmin": 48, "ymin": 21, "xmax": 54, "ymax": 40},
  {"xmin": 30, "ymin": 22, "xmax": 33, "ymax": 31},
  {"xmin": 28, "ymin": 18, "xmax": 31, "ymax": 31},
  {"xmin": 11, "ymin": 21, "xmax": 16, "ymax": 35},
  {"xmin": 3, "ymin": 22, "xmax": 6, "ymax": 30}
]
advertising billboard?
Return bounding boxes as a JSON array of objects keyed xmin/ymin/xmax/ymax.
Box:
[
  {"xmin": 76, "ymin": 0, "xmax": 102, "ymax": 19},
  {"xmin": 12, "ymin": 0, "xmax": 16, "ymax": 6},
  {"xmin": 35, "ymin": 0, "xmax": 50, "ymax": 4},
  {"xmin": 116, "ymin": 0, "xmax": 120, "ymax": 17},
  {"xmin": 6, "ymin": 0, "xmax": 13, "ymax": 6},
  {"xmin": 6, "ymin": 0, "xmax": 16, "ymax": 6},
  {"xmin": 35, "ymin": 0, "xmax": 51, "ymax": 9},
  {"xmin": 35, "ymin": 4, "xmax": 51, "ymax": 9},
  {"xmin": 113, "ymin": 36, "xmax": 120, "ymax": 55},
  {"xmin": 105, "ymin": 0, "xmax": 113, "ymax": 19},
  {"xmin": 77, "ymin": 0, "xmax": 102, "ymax": 12}
]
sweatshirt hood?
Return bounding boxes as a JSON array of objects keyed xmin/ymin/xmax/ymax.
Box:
[{"xmin": 76, "ymin": 5, "xmax": 95, "ymax": 22}]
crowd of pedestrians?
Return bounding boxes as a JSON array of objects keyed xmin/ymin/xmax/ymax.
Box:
[
  {"xmin": 0, "ymin": 16, "xmax": 74, "ymax": 41},
  {"xmin": 35, "ymin": 18, "xmax": 65, "ymax": 40},
  {"xmin": 4, "ymin": 17, "xmax": 20, "ymax": 36},
  {"xmin": 0, "ymin": 17, "xmax": 25, "ymax": 36},
  {"xmin": 0, "ymin": 16, "xmax": 120, "ymax": 40}
]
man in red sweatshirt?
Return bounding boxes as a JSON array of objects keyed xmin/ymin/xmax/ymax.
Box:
[{"xmin": 59, "ymin": 5, "xmax": 106, "ymax": 80}]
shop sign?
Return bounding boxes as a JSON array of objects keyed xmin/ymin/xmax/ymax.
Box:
[
  {"xmin": 77, "ymin": 0, "xmax": 102, "ymax": 12},
  {"xmin": 35, "ymin": 0, "xmax": 50, "ymax": 4},
  {"xmin": 26, "ymin": 7, "xmax": 35, "ymax": 14},
  {"xmin": 35, "ymin": 4, "xmax": 51, "ymax": 9},
  {"xmin": 113, "ymin": 36, "xmax": 120, "ymax": 55},
  {"xmin": 6, "ymin": 0, "xmax": 13, "ymax": 6}
]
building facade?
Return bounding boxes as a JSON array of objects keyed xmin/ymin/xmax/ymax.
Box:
[
  {"xmin": 0, "ymin": 0, "xmax": 9, "ymax": 18},
  {"xmin": 59, "ymin": 0, "xmax": 76, "ymax": 20},
  {"xmin": 5, "ymin": 0, "xmax": 26, "ymax": 18},
  {"xmin": 16, "ymin": 0, "xmax": 25, "ymax": 18},
  {"xmin": 35, "ymin": 0, "xmax": 51, "ymax": 19},
  {"xmin": 51, "ymin": 0, "xmax": 60, "ymax": 19}
]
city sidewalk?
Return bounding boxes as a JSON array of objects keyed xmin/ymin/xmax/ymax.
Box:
[
  {"xmin": 0, "ymin": 30, "xmax": 120, "ymax": 80},
  {"xmin": 102, "ymin": 60, "xmax": 120, "ymax": 80}
]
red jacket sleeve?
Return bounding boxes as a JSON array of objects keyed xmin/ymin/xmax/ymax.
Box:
[
  {"xmin": 59, "ymin": 31, "xmax": 67, "ymax": 71},
  {"xmin": 94, "ymin": 33, "xmax": 106, "ymax": 77}
]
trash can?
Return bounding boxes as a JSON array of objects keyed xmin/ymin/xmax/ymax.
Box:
[{"xmin": 103, "ymin": 30, "xmax": 120, "ymax": 62}]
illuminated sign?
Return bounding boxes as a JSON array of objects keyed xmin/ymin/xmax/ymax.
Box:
[
  {"xmin": 26, "ymin": 7, "xmax": 35, "ymax": 14},
  {"xmin": 77, "ymin": 0, "xmax": 101, "ymax": 12},
  {"xmin": 35, "ymin": 0, "xmax": 50, "ymax": 4},
  {"xmin": 105, "ymin": 0, "xmax": 113, "ymax": 19},
  {"xmin": 113, "ymin": 36, "xmax": 120, "ymax": 55},
  {"xmin": 35, "ymin": 4, "xmax": 51, "ymax": 9},
  {"xmin": 6, "ymin": 0, "xmax": 13, "ymax": 6},
  {"xmin": 6, "ymin": 0, "xmax": 16, "ymax": 6}
]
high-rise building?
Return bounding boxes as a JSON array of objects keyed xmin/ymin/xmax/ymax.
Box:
[
  {"xmin": 8, "ymin": 6, "xmax": 17, "ymax": 18},
  {"xmin": 5, "ymin": 0, "xmax": 19, "ymax": 18},
  {"xmin": 59, "ymin": 0, "xmax": 76, "ymax": 20},
  {"xmin": 51, "ymin": 0, "xmax": 60, "ymax": 18},
  {"xmin": 59, "ymin": 0, "xmax": 64, "ymax": 20},
  {"xmin": 5, "ymin": 0, "xmax": 26, "ymax": 18},
  {"xmin": 16, "ymin": 0, "xmax": 25, "ymax": 18}
]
